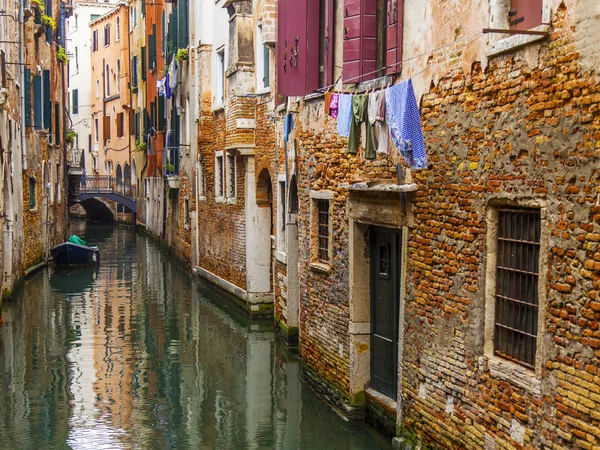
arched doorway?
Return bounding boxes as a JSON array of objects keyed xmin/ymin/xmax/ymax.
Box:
[
  {"xmin": 247, "ymin": 167, "xmax": 273, "ymax": 298},
  {"xmin": 124, "ymin": 163, "xmax": 131, "ymax": 197},
  {"xmin": 286, "ymin": 174, "xmax": 300, "ymax": 341},
  {"xmin": 116, "ymin": 163, "xmax": 123, "ymax": 195},
  {"xmin": 131, "ymin": 158, "xmax": 137, "ymax": 186}
]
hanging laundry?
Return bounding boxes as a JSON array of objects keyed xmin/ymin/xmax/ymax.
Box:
[
  {"xmin": 348, "ymin": 94, "xmax": 375, "ymax": 159},
  {"xmin": 283, "ymin": 113, "xmax": 294, "ymax": 143},
  {"xmin": 368, "ymin": 91, "xmax": 389, "ymax": 155},
  {"xmin": 385, "ymin": 79, "xmax": 428, "ymax": 169},
  {"xmin": 165, "ymin": 70, "xmax": 172, "ymax": 99},
  {"xmin": 168, "ymin": 59, "xmax": 177, "ymax": 91},
  {"xmin": 324, "ymin": 92, "xmax": 332, "ymax": 116},
  {"xmin": 336, "ymin": 94, "xmax": 353, "ymax": 138},
  {"xmin": 329, "ymin": 93, "xmax": 339, "ymax": 119},
  {"xmin": 156, "ymin": 78, "xmax": 166, "ymax": 96}
]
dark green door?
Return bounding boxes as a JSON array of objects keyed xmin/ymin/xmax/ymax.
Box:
[{"xmin": 370, "ymin": 227, "xmax": 401, "ymax": 400}]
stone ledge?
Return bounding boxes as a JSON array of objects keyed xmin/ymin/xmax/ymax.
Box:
[
  {"xmin": 309, "ymin": 262, "xmax": 331, "ymax": 274},
  {"xmin": 487, "ymin": 356, "xmax": 542, "ymax": 396},
  {"xmin": 342, "ymin": 182, "xmax": 418, "ymax": 193}
]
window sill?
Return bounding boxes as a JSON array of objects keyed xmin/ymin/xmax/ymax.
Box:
[
  {"xmin": 276, "ymin": 251, "xmax": 287, "ymax": 265},
  {"xmin": 213, "ymin": 103, "xmax": 225, "ymax": 113},
  {"xmin": 199, "ymin": 195, "xmax": 206, "ymax": 202},
  {"xmin": 256, "ymin": 87, "xmax": 271, "ymax": 95},
  {"xmin": 215, "ymin": 196, "xmax": 225, "ymax": 203},
  {"xmin": 487, "ymin": 355, "xmax": 541, "ymax": 396},
  {"xmin": 309, "ymin": 262, "xmax": 330, "ymax": 274},
  {"xmin": 487, "ymin": 24, "xmax": 550, "ymax": 57}
]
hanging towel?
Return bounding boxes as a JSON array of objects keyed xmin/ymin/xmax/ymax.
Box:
[
  {"xmin": 368, "ymin": 91, "xmax": 389, "ymax": 155},
  {"xmin": 165, "ymin": 71, "xmax": 172, "ymax": 99},
  {"xmin": 347, "ymin": 94, "xmax": 375, "ymax": 159},
  {"xmin": 324, "ymin": 92, "xmax": 332, "ymax": 116},
  {"xmin": 337, "ymin": 94, "xmax": 353, "ymax": 138},
  {"xmin": 329, "ymin": 93, "xmax": 339, "ymax": 119},
  {"xmin": 385, "ymin": 79, "xmax": 428, "ymax": 169}
]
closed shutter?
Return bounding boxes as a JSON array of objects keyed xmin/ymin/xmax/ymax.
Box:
[
  {"xmin": 263, "ymin": 44, "xmax": 270, "ymax": 87},
  {"xmin": 168, "ymin": 10, "xmax": 178, "ymax": 57},
  {"xmin": 322, "ymin": 0, "xmax": 334, "ymax": 87},
  {"xmin": 129, "ymin": 110, "xmax": 135, "ymax": 135},
  {"xmin": 141, "ymin": 0, "xmax": 145, "ymax": 17},
  {"xmin": 0, "ymin": 50, "xmax": 6, "ymax": 88},
  {"xmin": 92, "ymin": 30, "xmax": 98, "ymax": 51},
  {"xmin": 150, "ymin": 100, "xmax": 156, "ymax": 130},
  {"xmin": 509, "ymin": 0, "xmax": 543, "ymax": 31},
  {"xmin": 158, "ymin": 95, "xmax": 165, "ymax": 130},
  {"xmin": 58, "ymin": 3, "xmax": 66, "ymax": 46},
  {"xmin": 88, "ymin": 133, "xmax": 92, "ymax": 152},
  {"xmin": 24, "ymin": 68, "xmax": 31, "ymax": 126},
  {"xmin": 343, "ymin": 0, "xmax": 377, "ymax": 83},
  {"xmin": 385, "ymin": 0, "xmax": 403, "ymax": 74},
  {"xmin": 45, "ymin": 0, "xmax": 52, "ymax": 42},
  {"xmin": 134, "ymin": 112, "xmax": 140, "ymax": 141},
  {"xmin": 33, "ymin": 75, "xmax": 42, "ymax": 129},
  {"xmin": 149, "ymin": 24, "xmax": 156, "ymax": 71},
  {"xmin": 103, "ymin": 115, "xmax": 111, "ymax": 140},
  {"xmin": 131, "ymin": 55, "xmax": 138, "ymax": 87},
  {"xmin": 177, "ymin": 0, "xmax": 188, "ymax": 50},
  {"xmin": 43, "ymin": 70, "xmax": 51, "ymax": 129},
  {"xmin": 276, "ymin": 0, "xmax": 319, "ymax": 97},
  {"xmin": 141, "ymin": 46, "xmax": 146, "ymax": 80},
  {"xmin": 54, "ymin": 103, "xmax": 60, "ymax": 145},
  {"xmin": 72, "ymin": 89, "xmax": 79, "ymax": 115}
]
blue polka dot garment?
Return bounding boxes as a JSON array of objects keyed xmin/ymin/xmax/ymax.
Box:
[{"xmin": 385, "ymin": 79, "xmax": 428, "ymax": 169}]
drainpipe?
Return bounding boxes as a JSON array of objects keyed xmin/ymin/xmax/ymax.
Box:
[{"xmin": 20, "ymin": 0, "xmax": 27, "ymax": 171}]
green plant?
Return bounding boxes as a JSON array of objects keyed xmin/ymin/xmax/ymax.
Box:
[
  {"xmin": 165, "ymin": 161, "xmax": 175, "ymax": 174},
  {"xmin": 175, "ymin": 48, "xmax": 189, "ymax": 63},
  {"xmin": 66, "ymin": 130, "xmax": 76, "ymax": 146},
  {"xmin": 57, "ymin": 47, "xmax": 68, "ymax": 64},
  {"xmin": 30, "ymin": 0, "xmax": 45, "ymax": 11},
  {"xmin": 135, "ymin": 139, "xmax": 147, "ymax": 152},
  {"xmin": 40, "ymin": 14, "xmax": 56, "ymax": 30}
]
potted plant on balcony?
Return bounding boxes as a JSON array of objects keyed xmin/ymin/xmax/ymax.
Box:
[
  {"xmin": 57, "ymin": 47, "xmax": 68, "ymax": 64},
  {"xmin": 66, "ymin": 130, "xmax": 76, "ymax": 147},
  {"xmin": 135, "ymin": 139, "xmax": 147, "ymax": 153},
  {"xmin": 40, "ymin": 13, "xmax": 56, "ymax": 30},
  {"xmin": 175, "ymin": 48, "xmax": 189, "ymax": 64}
]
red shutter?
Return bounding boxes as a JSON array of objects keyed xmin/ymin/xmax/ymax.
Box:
[
  {"xmin": 385, "ymin": 0, "xmax": 403, "ymax": 75},
  {"xmin": 276, "ymin": 0, "xmax": 319, "ymax": 97},
  {"xmin": 343, "ymin": 0, "xmax": 377, "ymax": 83},
  {"xmin": 322, "ymin": 0, "xmax": 335, "ymax": 87},
  {"xmin": 510, "ymin": 0, "xmax": 542, "ymax": 31}
]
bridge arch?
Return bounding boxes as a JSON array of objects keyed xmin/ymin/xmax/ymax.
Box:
[{"xmin": 79, "ymin": 197, "xmax": 116, "ymax": 223}]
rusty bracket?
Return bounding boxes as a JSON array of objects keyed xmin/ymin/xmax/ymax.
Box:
[{"xmin": 482, "ymin": 27, "xmax": 548, "ymax": 36}]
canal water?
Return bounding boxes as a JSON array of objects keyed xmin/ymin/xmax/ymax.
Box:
[{"xmin": 0, "ymin": 222, "xmax": 391, "ymax": 450}]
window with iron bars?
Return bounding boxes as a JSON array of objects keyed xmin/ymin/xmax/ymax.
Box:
[
  {"xmin": 494, "ymin": 208, "xmax": 541, "ymax": 369},
  {"xmin": 317, "ymin": 199, "xmax": 330, "ymax": 263}
]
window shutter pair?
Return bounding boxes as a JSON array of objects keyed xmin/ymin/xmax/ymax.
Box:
[
  {"xmin": 177, "ymin": 0, "xmax": 189, "ymax": 50},
  {"xmin": 54, "ymin": 103, "xmax": 60, "ymax": 145},
  {"xmin": 509, "ymin": 0, "xmax": 543, "ymax": 31},
  {"xmin": 45, "ymin": 0, "xmax": 52, "ymax": 42},
  {"xmin": 131, "ymin": 55, "xmax": 138, "ymax": 87},
  {"xmin": 0, "ymin": 51, "xmax": 6, "ymax": 88},
  {"xmin": 158, "ymin": 95, "xmax": 166, "ymax": 131},
  {"xmin": 92, "ymin": 30, "xmax": 98, "ymax": 51},
  {"xmin": 116, "ymin": 113, "xmax": 123, "ymax": 137},
  {"xmin": 276, "ymin": 0, "xmax": 319, "ymax": 96},
  {"xmin": 103, "ymin": 115, "xmax": 111, "ymax": 140},
  {"xmin": 148, "ymin": 25, "xmax": 156, "ymax": 71},
  {"xmin": 342, "ymin": 0, "xmax": 404, "ymax": 83}
]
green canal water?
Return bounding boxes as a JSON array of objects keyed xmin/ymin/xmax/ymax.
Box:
[{"xmin": 0, "ymin": 222, "xmax": 391, "ymax": 450}]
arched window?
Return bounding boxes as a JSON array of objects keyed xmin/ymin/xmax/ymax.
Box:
[
  {"xmin": 28, "ymin": 177, "xmax": 36, "ymax": 209},
  {"xmin": 116, "ymin": 17, "xmax": 120, "ymax": 41},
  {"xmin": 116, "ymin": 59, "xmax": 120, "ymax": 93},
  {"xmin": 106, "ymin": 64, "xmax": 110, "ymax": 96}
]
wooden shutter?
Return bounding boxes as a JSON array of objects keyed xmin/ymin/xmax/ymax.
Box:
[
  {"xmin": 343, "ymin": 0, "xmax": 377, "ymax": 83},
  {"xmin": 149, "ymin": 25, "xmax": 156, "ymax": 71},
  {"xmin": 45, "ymin": 0, "xmax": 52, "ymax": 42},
  {"xmin": 54, "ymin": 103, "xmax": 60, "ymax": 145},
  {"xmin": 129, "ymin": 110, "xmax": 135, "ymax": 135},
  {"xmin": 73, "ymin": 89, "xmax": 79, "ymax": 115},
  {"xmin": 141, "ymin": 46, "xmax": 146, "ymax": 80},
  {"xmin": 103, "ymin": 115, "xmax": 111, "ymax": 140},
  {"xmin": 43, "ymin": 70, "xmax": 51, "ymax": 129},
  {"xmin": 33, "ymin": 75, "xmax": 42, "ymax": 129},
  {"xmin": 276, "ymin": 0, "xmax": 319, "ymax": 97},
  {"xmin": 322, "ymin": 0, "xmax": 334, "ymax": 87},
  {"xmin": 131, "ymin": 56, "xmax": 138, "ymax": 87},
  {"xmin": 24, "ymin": 68, "xmax": 31, "ymax": 126},
  {"xmin": 0, "ymin": 51, "xmax": 6, "ymax": 88},
  {"xmin": 116, "ymin": 113, "xmax": 123, "ymax": 137},
  {"xmin": 177, "ymin": 0, "xmax": 189, "ymax": 50},
  {"xmin": 510, "ymin": 0, "xmax": 543, "ymax": 31},
  {"xmin": 158, "ymin": 95, "xmax": 166, "ymax": 130},
  {"xmin": 134, "ymin": 112, "xmax": 140, "ymax": 141},
  {"xmin": 385, "ymin": 0, "xmax": 403, "ymax": 74}
]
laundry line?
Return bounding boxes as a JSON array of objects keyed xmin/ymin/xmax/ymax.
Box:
[{"xmin": 318, "ymin": 31, "xmax": 485, "ymax": 94}]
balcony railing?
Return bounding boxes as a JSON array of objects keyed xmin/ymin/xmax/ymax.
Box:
[{"xmin": 80, "ymin": 176, "xmax": 137, "ymax": 200}]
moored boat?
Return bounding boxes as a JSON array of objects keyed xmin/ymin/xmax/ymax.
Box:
[{"xmin": 50, "ymin": 236, "xmax": 99, "ymax": 266}]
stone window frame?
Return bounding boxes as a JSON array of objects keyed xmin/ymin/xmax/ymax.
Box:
[
  {"xmin": 255, "ymin": 20, "xmax": 271, "ymax": 94},
  {"xmin": 484, "ymin": 198, "xmax": 549, "ymax": 395},
  {"xmin": 214, "ymin": 150, "xmax": 225, "ymax": 202},
  {"xmin": 183, "ymin": 196, "xmax": 190, "ymax": 229},
  {"xmin": 309, "ymin": 190, "xmax": 334, "ymax": 273},
  {"xmin": 276, "ymin": 173, "xmax": 287, "ymax": 263},
  {"xmin": 28, "ymin": 176, "xmax": 37, "ymax": 211},
  {"xmin": 487, "ymin": 0, "xmax": 551, "ymax": 57},
  {"xmin": 214, "ymin": 46, "xmax": 226, "ymax": 110},
  {"xmin": 196, "ymin": 159, "xmax": 206, "ymax": 202},
  {"xmin": 225, "ymin": 150, "xmax": 237, "ymax": 202}
]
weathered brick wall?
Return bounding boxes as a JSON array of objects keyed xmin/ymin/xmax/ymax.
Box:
[
  {"xmin": 197, "ymin": 109, "xmax": 248, "ymax": 290},
  {"xmin": 401, "ymin": 6, "xmax": 600, "ymax": 449}
]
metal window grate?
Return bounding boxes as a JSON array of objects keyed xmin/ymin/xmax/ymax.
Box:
[
  {"xmin": 495, "ymin": 208, "xmax": 541, "ymax": 369},
  {"xmin": 317, "ymin": 199, "xmax": 329, "ymax": 263}
]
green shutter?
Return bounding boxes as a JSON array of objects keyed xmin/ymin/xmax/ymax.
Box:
[
  {"xmin": 132, "ymin": 55, "xmax": 138, "ymax": 88},
  {"xmin": 43, "ymin": 70, "xmax": 51, "ymax": 129},
  {"xmin": 158, "ymin": 95, "xmax": 165, "ymax": 131},
  {"xmin": 263, "ymin": 45, "xmax": 270, "ymax": 87},
  {"xmin": 33, "ymin": 75, "xmax": 42, "ymax": 129},
  {"xmin": 24, "ymin": 68, "xmax": 31, "ymax": 126},
  {"xmin": 150, "ymin": 100, "xmax": 156, "ymax": 130},
  {"xmin": 141, "ymin": 46, "xmax": 146, "ymax": 80},
  {"xmin": 149, "ymin": 24, "xmax": 156, "ymax": 71},
  {"xmin": 54, "ymin": 103, "xmax": 60, "ymax": 145},
  {"xmin": 141, "ymin": 0, "xmax": 145, "ymax": 17},
  {"xmin": 178, "ymin": 0, "xmax": 188, "ymax": 50},
  {"xmin": 168, "ymin": 10, "xmax": 178, "ymax": 57},
  {"xmin": 134, "ymin": 112, "xmax": 140, "ymax": 142},
  {"xmin": 73, "ymin": 89, "xmax": 79, "ymax": 114}
]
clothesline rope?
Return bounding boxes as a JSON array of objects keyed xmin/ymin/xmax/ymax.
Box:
[{"xmin": 318, "ymin": 31, "xmax": 484, "ymax": 93}]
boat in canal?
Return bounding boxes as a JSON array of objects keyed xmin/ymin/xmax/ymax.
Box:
[{"xmin": 50, "ymin": 235, "xmax": 99, "ymax": 266}]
